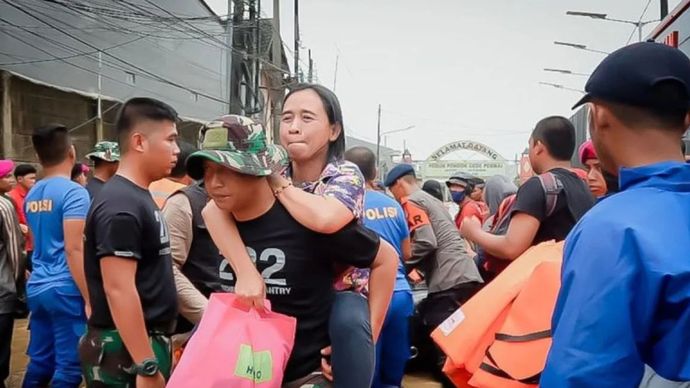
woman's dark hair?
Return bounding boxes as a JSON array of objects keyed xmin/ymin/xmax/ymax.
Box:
[
  {"xmin": 422, "ymin": 180, "xmax": 444, "ymax": 202},
  {"xmin": 71, "ymin": 163, "xmax": 84, "ymax": 180},
  {"xmin": 284, "ymin": 83, "xmax": 345, "ymax": 160}
]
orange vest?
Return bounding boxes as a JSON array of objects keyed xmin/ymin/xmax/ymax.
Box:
[
  {"xmin": 432, "ymin": 241, "xmax": 564, "ymax": 388},
  {"xmin": 149, "ymin": 178, "xmax": 187, "ymax": 209}
]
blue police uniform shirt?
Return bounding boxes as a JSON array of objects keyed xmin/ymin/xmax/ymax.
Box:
[
  {"xmin": 25, "ymin": 176, "xmax": 90, "ymax": 296},
  {"xmin": 543, "ymin": 162, "xmax": 690, "ymax": 386},
  {"xmin": 362, "ymin": 190, "xmax": 411, "ymax": 292}
]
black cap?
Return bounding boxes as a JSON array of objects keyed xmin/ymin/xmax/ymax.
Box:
[
  {"xmin": 384, "ymin": 164, "xmax": 415, "ymax": 187},
  {"xmin": 446, "ymin": 171, "xmax": 478, "ymax": 187},
  {"xmin": 573, "ymin": 42, "xmax": 690, "ymax": 111}
]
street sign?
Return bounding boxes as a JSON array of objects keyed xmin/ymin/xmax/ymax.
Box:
[{"xmin": 422, "ymin": 160, "xmax": 509, "ymax": 179}]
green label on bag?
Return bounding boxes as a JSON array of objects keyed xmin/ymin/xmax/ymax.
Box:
[{"xmin": 234, "ymin": 344, "xmax": 273, "ymax": 383}]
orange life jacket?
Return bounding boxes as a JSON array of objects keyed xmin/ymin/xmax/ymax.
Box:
[
  {"xmin": 431, "ymin": 241, "xmax": 564, "ymax": 388},
  {"xmin": 149, "ymin": 178, "xmax": 187, "ymax": 209}
]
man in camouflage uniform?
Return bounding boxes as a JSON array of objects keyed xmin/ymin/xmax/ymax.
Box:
[
  {"xmin": 84, "ymin": 141, "xmax": 120, "ymax": 199},
  {"xmin": 80, "ymin": 98, "xmax": 180, "ymax": 388},
  {"xmin": 186, "ymin": 115, "xmax": 394, "ymax": 387},
  {"xmin": 163, "ymin": 116, "xmax": 286, "ymax": 364}
]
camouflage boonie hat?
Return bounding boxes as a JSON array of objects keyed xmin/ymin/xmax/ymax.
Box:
[
  {"xmin": 85, "ymin": 141, "xmax": 120, "ymax": 162},
  {"xmin": 186, "ymin": 115, "xmax": 287, "ymax": 180}
]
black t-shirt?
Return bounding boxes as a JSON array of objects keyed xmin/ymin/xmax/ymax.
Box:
[
  {"xmin": 224, "ymin": 200, "xmax": 380, "ymax": 382},
  {"xmin": 511, "ymin": 168, "xmax": 595, "ymax": 245},
  {"xmin": 84, "ymin": 175, "xmax": 178, "ymax": 330},
  {"xmin": 85, "ymin": 177, "xmax": 105, "ymax": 199}
]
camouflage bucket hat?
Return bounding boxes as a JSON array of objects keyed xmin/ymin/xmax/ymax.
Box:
[
  {"xmin": 85, "ymin": 141, "xmax": 120, "ymax": 162},
  {"xmin": 186, "ymin": 115, "xmax": 288, "ymax": 180}
]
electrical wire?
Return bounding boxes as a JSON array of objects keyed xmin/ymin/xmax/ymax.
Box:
[
  {"xmin": 5, "ymin": 0, "xmax": 294, "ymax": 117},
  {"xmin": 625, "ymin": 0, "xmax": 653, "ymax": 45},
  {"xmin": 68, "ymin": 102, "xmax": 120, "ymax": 133},
  {"xmin": 1, "ymin": 15, "xmax": 174, "ymax": 90},
  {"xmin": 1, "ymin": 19, "xmax": 177, "ymax": 103},
  {"xmin": 128, "ymin": 0, "xmax": 290, "ymax": 75},
  {"xmin": 30, "ymin": 1, "xmax": 226, "ymax": 78},
  {"xmin": 17, "ymin": 101, "xmax": 122, "ymax": 154},
  {"xmin": 26, "ymin": 0, "xmax": 293, "ymax": 77},
  {"xmin": 36, "ymin": 1, "xmax": 229, "ymax": 71},
  {"xmin": 380, "ymin": 108, "xmax": 531, "ymax": 135},
  {"xmin": 3, "ymin": 0, "xmax": 229, "ymax": 105},
  {"xmin": 0, "ymin": 36, "xmax": 145, "ymax": 66}
]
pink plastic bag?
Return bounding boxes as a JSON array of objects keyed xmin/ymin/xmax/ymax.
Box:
[{"xmin": 168, "ymin": 293, "xmax": 297, "ymax": 388}]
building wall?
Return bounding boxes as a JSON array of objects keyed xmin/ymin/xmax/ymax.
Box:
[
  {"xmin": 1, "ymin": 74, "xmax": 97, "ymax": 162},
  {"xmin": 1, "ymin": 72, "xmax": 204, "ymax": 162},
  {"xmin": 0, "ymin": 0, "xmax": 229, "ymax": 121}
]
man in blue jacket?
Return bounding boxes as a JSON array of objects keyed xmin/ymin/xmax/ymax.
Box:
[{"xmin": 542, "ymin": 42, "xmax": 690, "ymax": 386}]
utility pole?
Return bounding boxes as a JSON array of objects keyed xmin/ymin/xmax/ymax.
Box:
[
  {"xmin": 254, "ymin": 0, "xmax": 261, "ymax": 112},
  {"xmin": 333, "ymin": 54, "xmax": 339, "ymax": 92},
  {"xmin": 271, "ymin": 0, "xmax": 282, "ymax": 141},
  {"xmin": 226, "ymin": 0, "xmax": 236, "ymax": 113},
  {"xmin": 661, "ymin": 0, "xmax": 669, "ymax": 19},
  {"xmin": 294, "ymin": 0, "xmax": 299, "ymax": 82},
  {"xmin": 308, "ymin": 49, "xmax": 313, "ymax": 83},
  {"xmin": 376, "ymin": 104, "xmax": 381, "ymax": 171},
  {"xmin": 638, "ymin": 23, "xmax": 643, "ymax": 42},
  {"xmin": 96, "ymin": 50, "xmax": 103, "ymax": 141}
]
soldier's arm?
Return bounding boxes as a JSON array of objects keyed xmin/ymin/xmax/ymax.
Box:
[
  {"xmin": 101, "ymin": 257, "xmax": 155, "ymax": 363},
  {"xmin": 404, "ymin": 201, "xmax": 437, "ymax": 265},
  {"xmin": 203, "ymin": 201, "xmax": 265, "ymax": 310},
  {"xmin": 409, "ymin": 224, "xmax": 437, "ymax": 265},
  {"xmin": 97, "ymin": 211, "xmax": 157, "ymax": 366}
]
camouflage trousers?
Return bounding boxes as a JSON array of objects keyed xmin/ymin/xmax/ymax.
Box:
[{"xmin": 78, "ymin": 327, "xmax": 172, "ymax": 388}]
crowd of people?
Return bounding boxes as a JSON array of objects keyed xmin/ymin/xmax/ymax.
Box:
[{"xmin": 0, "ymin": 40, "xmax": 688, "ymax": 388}]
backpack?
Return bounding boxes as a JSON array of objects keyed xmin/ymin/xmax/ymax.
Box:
[{"xmin": 480, "ymin": 172, "xmax": 563, "ymax": 278}]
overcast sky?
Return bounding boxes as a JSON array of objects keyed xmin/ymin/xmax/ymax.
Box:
[{"xmin": 207, "ymin": 0, "xmax": 682, "ymax": 161}]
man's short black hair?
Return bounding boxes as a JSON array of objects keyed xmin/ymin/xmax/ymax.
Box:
[
  {"xmin": 344, "ymin": 146, "xmax": 376, "ymax": 181},
  {"xmin": 93, "ymin": 158, "xmax": 108, "ymax": 169},
  {"xmin": 171, "ymin": 141, "xmax": 197, "ymax": 178},
  {"xmin": 115, "ymin": 97, "xmax": 178, "ymax": 152},
  {"xmin": 14, "ymin": 164, "xmax": 37, "ymax": 178},
  {"xmin": 32, "ymin": 124, "xmax": 71, "ymax": 167},
  {"xmin": 531, "ymin": 116, "xmax": 576, "ymax": 161},
  {"xmin": 603, "ymin": 83, "xmax": 689, "ymax": 132}
]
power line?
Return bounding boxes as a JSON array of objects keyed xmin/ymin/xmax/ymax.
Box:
[
  {"xmin": 36, "ymin": 0, "xmax": 291, "ymax": 77},
  {"xmin": 1, "ymin": 15, "xmax": 175, "ymax": 89},
  {"xmin": 32, "ymin": 1, "xmax": 226, "ymax": 78},
  {"xmin": 0, "ymin": 18, "xmax": 176, "ymax": 103},
  {"xmin": 2, "ymin": 0, "xmax": 229, "ymax": 105},
  {"xmin": 380, "ymin": 108, "xmax": 530, "ymax": 135},
  {"xmin": 43, "ymin": 0, "xmax": 224, "ymax": 23},
  {"xmin": 131, "ymin": 0, "xmax": 289, "ymax": 76},
  {"xmin": 14, "ymin": 0, "xmax": 227, "ymax": 85},
  {"xmin": 626, "ymin": 0, "xmax": 653, "ymax": 45},
  {"xmin": 0, "ymin": 36, "xmax": 144, "ymax": 66},
  {"xmin": 18, "ymin": 102, "xmax": 122, "ymax": 154}
]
